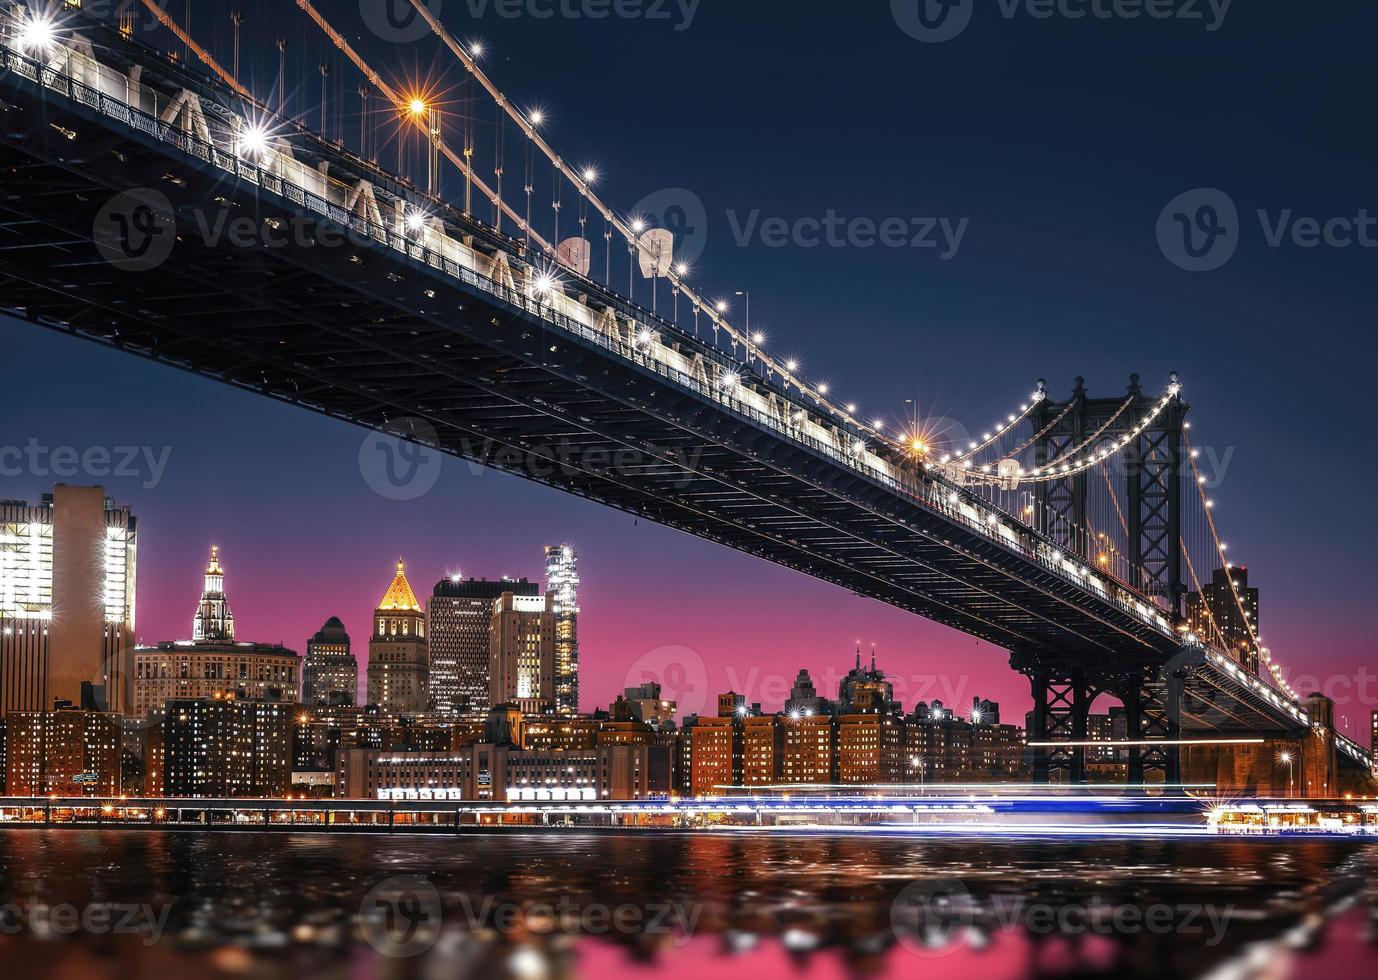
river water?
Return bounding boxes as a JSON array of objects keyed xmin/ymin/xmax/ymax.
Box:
[{"xmin": 0, "ymin": 830, "xmax": 1374, "ymax": 979}]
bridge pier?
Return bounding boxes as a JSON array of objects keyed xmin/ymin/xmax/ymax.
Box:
[
  {"xmin": 1122, "ymin": 666, "xmax": 1181, "ymax": 788},
  {"xmin": 1028, "ymin": 666, "xmax": 1096, "ymax": 784}
]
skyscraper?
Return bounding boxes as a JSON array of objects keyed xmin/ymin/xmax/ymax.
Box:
[
  {"xmin": 428, "ymin": 576, "xmax": 539, "ymax": 715},
  {"xmin": 302, "ymin": 617, "xmax": 356, "ymax": 706},
  {"xmin": 1186, "ymin": 565, "xmax": 1260, "ymax": 673},
  {"xmin": 0, "ymin": 486, "xmax": 137, "ymax": 715},
  {"xmin": 489, "ymin": 591, "xmax": 555, "ymax": 715},
  {"xmin": 367, "ymin": 559, "xmax": 429, "ymax": 712},
  {"xmin": 544, "ymin": 545, "xmax": 580, "ymax": 716},
  {"xmin": 133, "ymin": 546, "xmax": 300, "ymax": 716},
  {"xmin": 192, "ymin": 545, "xmax": 233, "ymax": 641}
]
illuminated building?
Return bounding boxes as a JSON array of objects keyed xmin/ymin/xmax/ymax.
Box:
[
  {"xmin": 4, "ymin": 705, "xmax": 121, "ymax": 797},
  {"xmin": 191, "ymin": 545, "xmax": 233, "ymax": 641},
  {"xmin": 428, "ymin": 576, "xmax": 538, "ymax": 714},
  {"xmin": 0, "ymin": 486, "xmax": 137, "ymax": 715},
  {"xmin": 1187, "ymin": 565, "xmax": 1261, "ymax": 673},
  {"xmin": 132, "ymin": 547, "xmax": 299, "ymax": 716},
  {"xmin": 524, "ymin": 714, "xmax": 598, "ymax": 751},
  {"xmin": 742, "ymin": 715, "xmax": 783, "ymax": 786},
  {"xmin": 1372, "ymin": 710, "xmax": 1377, "ymax": 757},
  {"xmin": 367, "ymin": 559, "xmax": 429, "ymax": 712},
  {"xmin": 838, "ymin": 647, "xmax": 893, "ymax": 712},
  {"xmin": 544, "ymin": 545, "xmax": 580, "ymax": 715},
  {"xmin": 337, "ymin": 742, "xmax": 670, "ymax": 801},
  {"xmin": 781, "ymin": 712, "xmax": 835, "ymax": 784},
  {"xmin": 623, "ymin": 681, "xmax": 677, "ymax": 729},
  {"xmin": 913, "ymin": 700, "xmax": 1028, "ymax": 783},
  {"xmin": 489, "ymin": 591, "xmax": 555, "ymax": 715},
  {"xmin": 836, "ymin": 711, "xmax": 905, "ymax": 785},
  {"xmin": 154, "ymin": 694, "xmax": 291, "ymax": 798},
  {"xmin": 784, "ymin": 669, "xmax": 830, "ymax": 716},
  {"xmin": 690, "ymin": 712, "xmax": 739, "ymax": 796},
  {"xmin": 302, "ymin": 617, "xmax": 356, "ymax": 706}
]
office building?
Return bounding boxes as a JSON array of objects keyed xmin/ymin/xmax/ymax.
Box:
[
  {"xmin": 837, "ymin": 711, "xmax": 905, "ymax": 785},
  {"xmin": 338, "ymin": 742, "xmax": 669, "ymax": 802},
  {"xmin": 302, "ymin": 616, "xmax": 356, "ymax": 706},
  {"xmin": 544, "ymin": 545, "xmax": 580, "ymax": 716},
  {"xmin": 781, "ymin": 713, "xmax": 835, "ymax": 785},
  {"xmin": 623, "ymin": 681, "xmax": 677, "ymax": 729},
  {"xmin": 4, "ymin": 705, "xmax": 122, "ymax": 797},
  {"xmin": 1187, "ymin": 565, "xmax": 1261, "ymax": 673},
  {"xmin": 367, "ymin": 559, "xmax": 429, "ymax": 712},
  {"xmin": 132, "ymin": 547, "xmax": 299, "ymax": 715},
  {"xmin": 428, "ymin": 576, "xmax": 539, "ymax": 714},
  {"xmin": 0, "ymin": 486, "xmax": 137, "ymax": 715},
  {"xmin": 489, "ymin": 591, "xmax": 555, "ymax": 715},
  {"xmin": 153, "ymin": 694, "xmax": 292, "ymax": 797}
]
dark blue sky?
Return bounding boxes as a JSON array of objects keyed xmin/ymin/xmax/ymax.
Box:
[{"xmin": 4, "ymin": 1, "xmax": 1376, "ymax": 726}]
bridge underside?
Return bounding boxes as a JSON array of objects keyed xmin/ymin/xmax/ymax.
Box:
[{"xmin": 2, "ymin": 58, "xmax": 1356, "ymax": 782}]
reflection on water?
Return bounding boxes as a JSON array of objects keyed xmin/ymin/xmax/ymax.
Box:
[{"xmin": 0, "ymin": 830, "xmax": 1375, "ymax": 978}]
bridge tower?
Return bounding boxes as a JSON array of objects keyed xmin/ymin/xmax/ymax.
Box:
[{"xmin": 1023, "ymin": 374, "xmax": 1189, "ymax": 786}]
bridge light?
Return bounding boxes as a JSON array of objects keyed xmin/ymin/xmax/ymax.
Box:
[
  {"xmin": 405, "ymin": 209, "xmax": 427, "ymax": 234},
  {"xmin": 19, "ymin": 11, "xmax": 57, "ymax": 53},
  {"xmin": 846, "ymin": 403, "xmax": 857, "ymax": 413},
  {"xmin": 785, "ymin": 358, "xmax": 798, "ymax": 372},
  {"xmin": 631, "ymin": 218, "xmax": 646, "ymax": 233},
  {"xmin": 532, "ymin": 272, "xmax": 558, "ymax": 297},
  {"xmin": 817, "ymin": 383, "xmax": 829, "ymax": 394},
  {"xmin": 406, "ymin": 97, "xmax": 429, "ymax": 118},
  {"xmin": 752, "ymin": 331, "xmax": 765, "ymax": 345},
  {"xmin": 529, "ymin": 109, "xmax": 544, "ymax": 127},
  {"xmin": 675, "ymin": 261, "xmax": 689, "ymax": 277},
  {"xmin": 238, "ymin": 122, "xmax": 271, "ymax": 160},
  {"xmin": 636, "ymin": 329, "xmax": 652, "ymax": 347},
  {"xmin": 582, "ymin": 167, "xmax": 597, "ymax": 184},
  {"xmin": 715, "ymin": 299, "xmax": 728, "ymax": 314},
  {"xmin": 470, "ymin": 41, "xmax": 484, "ymax": 58},
  {"xmin": 910, "ymin": 438, "xmax": 927, "ymax": 454}
]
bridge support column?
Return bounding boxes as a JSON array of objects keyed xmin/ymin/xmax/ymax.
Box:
[
  {"xmin": 1122, "ymin": 667, "xmax": 1181, "ymax": 789},
  {"xmin": 1029, "ymin": 666, "xmax": 1095, "ymax": 784}
]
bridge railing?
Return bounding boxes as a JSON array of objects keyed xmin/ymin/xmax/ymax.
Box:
[{"xmin": 0, "ymin": 22, "xmax": 1269, "ymax": 681}]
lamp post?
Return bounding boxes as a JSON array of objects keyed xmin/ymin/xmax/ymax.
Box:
[
  {"xmin": 1278, "ymin": 751, "xmax": 1294, "ymax": 799},
  {"xmin": 910, "ymin": 755, "xmax": 927, "ymax": 791}
]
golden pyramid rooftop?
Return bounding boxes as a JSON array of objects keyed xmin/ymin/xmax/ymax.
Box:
[{"xmin": 377, "ymin": 558, "xmax": 422, "ymax": 612}]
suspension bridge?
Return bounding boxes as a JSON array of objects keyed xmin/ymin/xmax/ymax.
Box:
[{"xmin": 0, "ymin": 2, "xmax": 1368, "ymax": 791}]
